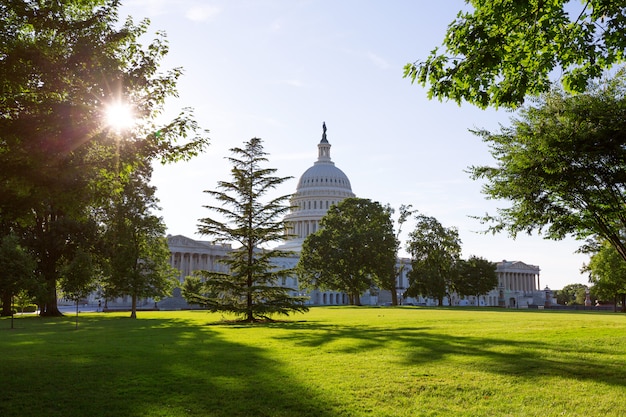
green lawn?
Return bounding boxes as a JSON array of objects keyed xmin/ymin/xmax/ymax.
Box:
[{"xmin": 1, "ymin": 307, "xmax": 625, "ymax": 417}]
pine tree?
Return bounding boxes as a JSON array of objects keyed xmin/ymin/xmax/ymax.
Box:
[{"xmin": 196, "ymin": 138, "xmax": 308, "ymax": 322}]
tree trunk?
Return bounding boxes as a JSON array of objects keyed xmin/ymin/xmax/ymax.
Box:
[
  {"xmin": 39, "ymin": 282, "xmax": 62, "ymax": 317},
  {"xmin": 348, "ymin": 293, "xmax": 359, "ymax": 305},
  {"xmin": 437, "ymin": 297, "xmax": 443, "ymax": 307},
  {"xmin": 246, "ymin": 285, "xmax": 254, "ymax": 322},
  {"xmin": 130, "ymin": 293, "xmax": 137, "ymax": 319},
  {"xmin": 391, "ymin": 289, "xmax": 398, "ymax": 306},
  {"xmin": 1, "ymin": 291, "xmax": 12, "ymax": 316},
  {"xmin": 621, "ymin": 294, "xmax": 626, "ymax": 313}
]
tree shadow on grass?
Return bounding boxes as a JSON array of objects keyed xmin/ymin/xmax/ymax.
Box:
[
  {"xmin": 270, "ymin": 321, "xmax": 626, "ymax": 388},
  {"xmin": 0, "ymin": 315, "xmax": 338, "ymax": 417}
]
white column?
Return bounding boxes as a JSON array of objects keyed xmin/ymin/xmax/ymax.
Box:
[{"xmin": 524, "ymin": 273, "xmax": 530, "ymax": 292}]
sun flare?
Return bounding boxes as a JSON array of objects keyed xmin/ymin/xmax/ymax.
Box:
[{"xmin": 104, "ymin": 101, "xmax": 135, "ymax": 131}]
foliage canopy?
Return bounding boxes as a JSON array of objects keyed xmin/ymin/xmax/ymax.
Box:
[
  {"xmin": 298, "ymin": 198, "xmax": 398, "ymax": 305},
  {"xmin": 583, "ymin": 239, "xmax": 626, "ymax": 310},
  {"xmin": 405, "ymin": 0, "xmax": 626, "ymax": 108},
  {"xmin": 0, "ymin": 0, "xmax": 208, "ymax": 315},
  {"xmin": 405, "ymin": 214, "xmax": 461, "ymax": 306},
  {"xmin": 468, "ymin": 72, "xmax": 626, "ymax": 264},
  {"xmin": 454, "ymin": 256, "xmax": 498, "ymax": 302}
]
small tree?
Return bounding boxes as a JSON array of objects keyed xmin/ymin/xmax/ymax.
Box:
[
  {"xmin": 103, "ymin": 165, "xmax": 178, "ymax": 318},
  {"xmin": 454, "ymin": 256, "xmax": 498, "ymax": 306},
  {"xmin": 59, "ymin": 248, "xmax": 98, "ymax": 328},
  {"xmin": 0, "ymin": 235, "xmax": 37, "ymax": 317},
  {"xmin": 181, "ymin": 275, "xmax": 205, "ymax": 307},
  {"xmin": 298, "ymin": 198, "xmax": 398, "ymax": 305},
  {"xmin": 405, "ymin": 214, "xmax": 461, "ymax": 306},
  {"xmin": 389, "ymin": 204, "xmax": 415, "ymax": 305},
  {"xmin": 196, "ymin": 138, "xmax": 308, "ymax": 322},
  {"xmin": 14, "ymin": 290, "xmax": 35, "ymax": 315},
  {"xmin": 583, "ymin": 240, "xmax": 626, "ymax": 311}
]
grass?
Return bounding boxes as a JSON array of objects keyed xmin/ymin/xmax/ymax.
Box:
[{"xmin": 1, "ymin": 307, "xmax": 625, "ymax": 417}]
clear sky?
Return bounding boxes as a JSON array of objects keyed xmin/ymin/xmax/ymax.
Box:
[{"xmin": 119, "ymin": 0, "xmax": 589, "ymax": 290}]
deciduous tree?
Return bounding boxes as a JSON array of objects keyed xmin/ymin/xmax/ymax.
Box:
[
  {"xmin": 59, "ymin": 248, "xmax": 99, "ymax": 328},
  {"xmin": 0, "ymin": 235, "xmax": 36, "ymax": 317},
  {"xmin": 196, "ymin": 138, "xmax": 308, "ymax": 322},
  {"xmin": 583, "ymin": 240, "xmax": 626, "ymax": 311},
  {"xmin": 468, "ymin": 73, "xmax": 626, "ymax": 269},
  {"xmin": 298, "ymin": 198, "xmax": 398, "ymax": 306},
  {"xmin": 555, "ymin": 283, "xmax": 590, "ymax": 306},
  {"xmin": 405, "ymin": 0, "xmax": 626, "ymax": 108},
  {"xmin": 0, "ymin": 1, "xmax": 208, "ymax": 316},
  {"xmin": 387, "ymin": 204, "xmax": 414, "ymax": 305},
  {"xmin": 454, "ymin": 256, "xmax": 497, "ymax": 305},
  {"xmin": 102, "ymin": 165, "xmax": 178, "ymax": 319},
  {"xmin": 405, "ymin": 214, "xmax": 461, "ymax": 306}
]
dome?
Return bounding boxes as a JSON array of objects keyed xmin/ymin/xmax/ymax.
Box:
[
  {"xmin": 281, "ymin": 123, "xmax": 356, "ymax": 248},
  {"xmin": 296, "ymin": 163, "xmax": 353, "ymax": 193},
  {"xmin": 295, "ymin": 121, "xmax": 353, "ymax": 194}
]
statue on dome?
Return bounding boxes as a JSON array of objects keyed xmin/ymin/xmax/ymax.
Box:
[{"xmin": 322, "ymin": 122, "xmax": 327, "ymax": 140}]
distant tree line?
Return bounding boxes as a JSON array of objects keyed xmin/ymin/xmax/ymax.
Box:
[{"xmin": 297, "ymin": 199, "xmax": 498, "ymax": 306}]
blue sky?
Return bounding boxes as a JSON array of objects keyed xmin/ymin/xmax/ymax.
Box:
[{"xmin": 120, "ymin": 0, "xmax": 589, "ymax": 290}]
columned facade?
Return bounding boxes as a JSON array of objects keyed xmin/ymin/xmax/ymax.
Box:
[
  {"xmin": 493, "ymin": 260, "xmax": 542, "ymax": 308},
  {"xmin": 161, "ymin": 125, "xmax": 546, "ymax": 309},
  {"xmin": 167, "ymin": 235, "xmax": 231, "ymax": 283},
  {"xmin": 496, "ymin": 260, "xmax": 540, "ymax": 293}
]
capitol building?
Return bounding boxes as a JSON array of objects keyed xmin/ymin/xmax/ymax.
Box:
[{"xmin": 166, "ymin": 125, "xmax": 548, "ymax": 308}]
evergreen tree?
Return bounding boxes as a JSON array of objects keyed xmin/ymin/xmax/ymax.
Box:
[{"xmin": 196, "ymin": 138, "xmax": 308, "ymax": 322}]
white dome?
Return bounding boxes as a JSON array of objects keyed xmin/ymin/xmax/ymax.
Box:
[
  {"xmin": 296, "ymin": 162, "xmax": 353, "ymax": 193},
  {"xmin": 281, "ymin": 123, "xmax": 356, "ymax": 249}
]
